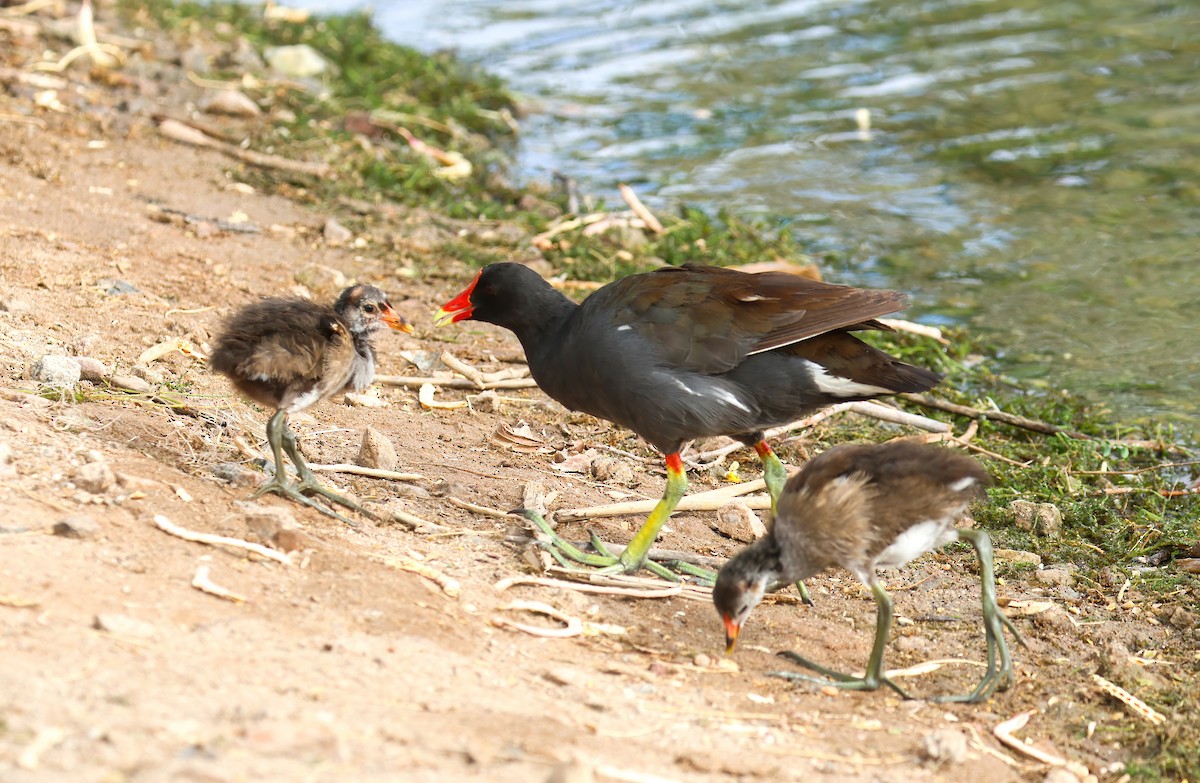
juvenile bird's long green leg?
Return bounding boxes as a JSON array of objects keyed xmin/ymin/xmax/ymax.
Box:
[
  {"xmin": 516, "ymin": 453, "xmax": 704, "ymax": 581},
  {"xmin": 280, "ymin": 423, "xmax": 377, "ymax": 522},
  {"xmin": 933, "ymin": 529, "xmax": 1026, "ymax": 703},
  {"xmin": 771, "ymin": 580, "xmax": 911, "ymax": 699},
  {"xmin": 754, "ymin": 440, "xmax": 813, "ymax": 606},
  {"xmin": 252, "ymin": 411, "xmax": 355, "ymax": 523}
]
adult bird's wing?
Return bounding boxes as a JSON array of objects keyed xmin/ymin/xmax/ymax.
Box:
[{"xmin": 595, "ymin": 264, "xmax": 909, "ymax": 374}]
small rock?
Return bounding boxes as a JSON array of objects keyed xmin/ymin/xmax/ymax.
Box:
[
  {"xmin": 180, "ymin": 44, "xmax": 211, "ymax": 73},
  {"xmin": 108, "ymin": 374, "xmax": 152, "ymax": 393},
  {"xmin": 323, "ymin": 218, "xmax": 352, "ymax": 246},
  {"xmin": 0, "ymin": 296, "xmax": 30, "ymax": 312},
  {"xmin": 995, "ymin": 548, "xmax": 1042, "ymax": 566},
  {"xmin": 1032, "ymin": 568, "xmax": 1073, "ymax": 587},
  {"xmin": 1043, "ymin": 768, "xmax": 1082, "ymax": 783},
  {"xmin": 921, "ymin": 728, "xmax": 969, "ymax": 764},
  {"xmin": 1163, "ymin": 606, "xmax": 1198, "ymax": 631},
  {"xmin": 94, "ymin": 613, "xmax": 157, "ymax": 639},
  {"xmin": 1010, "ymin": 500, "xmax": 1063, "ymax": 538},
  {"xmin": 73, "ymin": 460, "xmax": 115, "ymax": 494},
  {"xmin": 468, "ymin": 389, "xmax": 500, "ymax": 413},
  {"xmin": 201, "ymin": 89, "xmax": 262, "ymax": 117},
  {"xmin": 224, "ymin": 37, "xmax": 265, "ymax": 70},
  {"xmin": 75, "ymin": 356, "xmax": 109, "ymax": 382},
  {"xmin": 211, "ymin": 462, "xmax": 260, "ymax": 487},
  {"xmin": 31, "ymin": 355, "xmax": 81, "ymax": 388},
  {"xmin": 70, "ymin": 334, "xmax": 100, "ymax": 355},
  {"xmin": 693, "ymin": 652, "xmax": 713, "ymax": 668},
  {"xmin": 131, "ymin": 364, "xmax": 164, "ymax": 385},
  {"xmin": 590, "ymin": 456, "xmax": 635, "ymax": 486},
  {"xmin": 265, "ymin": 44, "xmax": 330, "ymax": 78},
  {"xmin": 239, "ymin": 503, "xmax": 298, "ymax": 541},
  {"xmin": 545, "ymin": 759, "xmax": 595, "ymax": 783},
  {"xmin": 99, "ymin": 278, "xmax": 139, "ymax": 295},
  {"xmin": 712, "ymin": 500, "xmax": 766, "ymax": 543},
  {"xmin": 356, "ymin": 427, "xmax": 398, "ymax": 471},
  {"xmin": 294, "ymin": 264, "xmax": 346, "ymax": 294},
  {"xmin": 1033, "ymin": 605, "xmax": 1074, "ymax": 632},
  {"xmin": 53, "ymin": 514, "xmax": 100, "ymax": 539}
]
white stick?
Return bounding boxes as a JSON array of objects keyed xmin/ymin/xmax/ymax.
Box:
[
  {"xmin": 153, "ymin": 514, "xmax": 292, "ymax": 566},
  {"xmin": 847, "ymin": 401, "xmax": 950, "ymax": 432},
  {"xmin": 308, "ymin": 463, "xmax": 423, "ymax": 481},
  {"xmin": 619, "ymin": 184, "xmax": 665, "ymax": 234},
  {"xmin": 192, "ymin": 565, "xmax": 247, "ymax": 603},
  {"xmin": 375, "ymin": 375, "xmax": 538, "ymax": 390}
]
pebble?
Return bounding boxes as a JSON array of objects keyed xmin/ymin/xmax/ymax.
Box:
[
  {"xmin": 94, "ymin": 613, "xmax": 157, "ymax": 639},
  {"xmin": 131, "ymin": 364, "xmax": 164, "ymax": 385},
  {"xmin": 713, "ymin": 499, "xmax": 767, "ymax": 543},
  {"xmin": 590, "ymin": 456, "xmax": 635, "ymax": 486},
  {"xmin": 1032, "ymin": 568, "xmax": 1074, "ymax": 587},
  {"xmin": 108, "ymin": 374, "xmax": 152, "ymax": 393},
  {"xmin": 323, "ymin": 217, "xmax": 352, "ymax": 246},
  {"xmin": 921, "ymin": 728, "xmax": 969, "ymax": 764},
  {"xmin": 265, "ymin": 44, "xmax": 330, "ymax": 78},
  {"xmin": 211, "ymin": 462, "xmax": 260, "ymax": 487},
  {"xmin": 1033, "ymin": 605, "xmax": 1074, "ymax": 632},
  {"xmin": 31, "ymin": 355, "xmax": 81, "ymax": 388},
  {"xmin": 293, "ymin": 263, "xmax": 346, "ymax": 294},
  {"xmin": 0, "ymin": 295, "xmax": 30, "ymax": 312},
  {"xmin": 75, "ymin": 356, "xmax": 109, "ymax": 382},
  {"xmin": 1010, "ymin": 500, "xmax": 1062, "ymax": 538},
  {"xmin": 545, "ymin": 759, "xmax": 595, "ymax": 783},
  {"xmin": 201, "ymin": 89, "xmax": 262, "ymax": 117},
  {"xmin": 1043, "ymin": 768, "xmax": 1082, "ymax": 783},
  {"xmin": 73, "ymin": 460, "xmax": 115, "ymax": 494},
  {"xmin": 1163, "ymin": 606, "xmax": 1198, "ymax": 631},
  {"xmin": 53, "ymin": 514, "xmax": 100, "ymax": 539},
  {"xmin": 356, "ymin": 426, "xmax": 398, "ymax": 471}
]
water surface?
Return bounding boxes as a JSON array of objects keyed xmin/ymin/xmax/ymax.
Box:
[{"xmin": 296, "ymin": 0, "xmax": 1200, "ymax": 431}]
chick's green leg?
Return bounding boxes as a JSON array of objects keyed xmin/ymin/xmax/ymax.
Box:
[
  {"xmin": 771, "ymin": 580, "xmax": 911, "ymax": 699},
  {"xmin": 252, "ymin": 411, "xmax": 353, "ymax": 522},
  {"xmin": 281, "ymin": 424, "xmax": 376, "ymax": 522},
  {"xmin": 933, "ymin": 529, "xmax": 1025, "ymax": 703},
  {"xmin": 754, "ymin": 440, "xmax": 813, "ymax": 606}
]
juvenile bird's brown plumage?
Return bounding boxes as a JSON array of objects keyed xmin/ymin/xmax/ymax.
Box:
[
  {"xmin": 211, "ymin": 284, "xmax": 411, "ymax": 521},
  {"xmin": 714, "ymin": 441, "xmax": 1021, "ymax": 702}
]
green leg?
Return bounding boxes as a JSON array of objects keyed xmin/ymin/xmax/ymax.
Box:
[
  {"xmin": 933, "ymin": 529, "xmax": 1024, "ymax": 703},
  {"xmin": 770, "ymin": 580, "xmax": 911, "ymax": 699},
  {"xmin": 516, "ymin": 453, "xmax": 702, "ymax": 582},
  {"xmin": 252, "ymin": 411, "xmax": 357, "ymax": 523},
  {"xmin": 755, "ymin": 440, "xmax": 813, "ymax": 606},
  {"xmin": 282, "ymin": 425, "xmax": 377, "ymax": 522}
]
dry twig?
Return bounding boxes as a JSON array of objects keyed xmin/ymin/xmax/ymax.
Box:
[
  {"xmin": 153, "ymin": 514, "xmax": 292, "ymax": 566},
  {"xmin": 904, "ymin": 393, "xmax": 1092, "ymax": 439},
  {"xmin": 157, "ymin": 118, "xmax": 330, "ymax": 177},
  {"xmin": 191, "ymin": 565, "xmax": 246, "ymax": 603},
  {"xmin": 493, "ymin": 574, "xmax": 683, "ymax": 598},
  {"xmin": 618, "ymin": 183, "xmax": 665, "ymax": 234},
  {"xmin": 308, "ymin": 463, "xmax": 423, "ymax": 482}
]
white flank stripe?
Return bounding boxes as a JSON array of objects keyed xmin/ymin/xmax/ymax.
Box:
[
  {"xmin": 616, "ymin": 324, "xmax": 633, "ymax": 331},
  {"xmin": 806, "ymin": 361, "xmax": 894, "ymax": 398},
  {"xmin": 671, "ymin": 378, "xmax": 752, "ymax": 413},
  {"xmin": 283, "ymin": 387, "xmax": 323, "ymax": 414},
  {"xmin": 876, "ymin": 520, "xmax": 954, "ymax": 569},
  {"xmin": 949, "ymin": 476, "xmax": 977, "ymax": 492}
]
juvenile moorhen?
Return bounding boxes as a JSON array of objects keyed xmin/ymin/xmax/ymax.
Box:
[
  {"xmin": 435, "ymin": 262, "xmax": 940, "ymax": 579},
  {"xmin": 211, "ymin": 284, "xmax": 412, "ymax": 521},
  {"xmin": 714, "ymin": 441, "xmax": 1024, "ymax": 702}
]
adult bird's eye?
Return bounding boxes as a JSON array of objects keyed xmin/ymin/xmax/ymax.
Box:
[{"xmin": 363, "ymin": 304, "xmax": 377, "ymax": 313}]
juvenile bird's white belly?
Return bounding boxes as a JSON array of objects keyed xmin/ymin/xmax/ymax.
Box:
[{"xmin": 874, "ymin": 519, "xmax": 957, "ymax": 569}]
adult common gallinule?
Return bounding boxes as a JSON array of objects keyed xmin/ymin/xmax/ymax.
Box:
[
  {"xmin": 435, "ymin": 262, "xmax": 941, "ymax": 579},
  {"xmin": 714, "ymin": 441, "xmax": 1024, "ymax": 702},
  {"xmin": 211, "ymin": 284, "xmax": 412, "ymax": 521}
]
